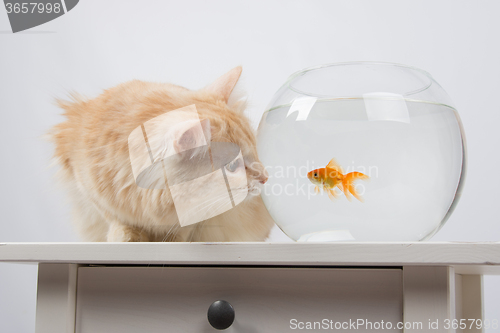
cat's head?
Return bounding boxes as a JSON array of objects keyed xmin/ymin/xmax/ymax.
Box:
[
  {"xmin": 197, "ymin": 66, "xmax": 268, "ymax": 197},
  {"xmin": 131, "ymin": 67, "xmax": 268, "ymax": 199}
]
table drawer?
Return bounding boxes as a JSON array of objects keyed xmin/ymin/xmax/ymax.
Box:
[{"xmin": 75, "ymin": 266, "xmax": 402, "ymax": 332}]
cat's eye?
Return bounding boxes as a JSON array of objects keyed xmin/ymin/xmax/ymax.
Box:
[{"xmin": 225, "ymin": 159, "xmax": 240, "ymax": 173}]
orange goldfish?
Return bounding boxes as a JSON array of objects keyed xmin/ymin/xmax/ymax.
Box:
[{"xmin": 307, "ymin": 159, "xmax": 369, "ymax": 202}]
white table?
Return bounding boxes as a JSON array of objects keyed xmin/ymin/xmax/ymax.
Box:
[{"xmin": 1, "ymin": 242, "xmax": 499, "ymax": 332}]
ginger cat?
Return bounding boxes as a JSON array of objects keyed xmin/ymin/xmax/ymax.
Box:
[{"xmin": 50, "ymin": 67, "xmax": 275, "ymax": 242}]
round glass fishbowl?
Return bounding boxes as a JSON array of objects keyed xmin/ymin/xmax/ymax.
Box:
[{"xmin": 257, "ymin": 62, "xmax": 466, "ymax": 242}]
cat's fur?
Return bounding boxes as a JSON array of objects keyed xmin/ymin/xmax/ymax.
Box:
[{"xmin": 50, "ymin": 67, "xmax": 275, "ymax": 242}]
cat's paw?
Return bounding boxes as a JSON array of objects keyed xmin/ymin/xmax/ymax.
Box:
[{"xmin": 107, "ymin": 221, "xmax": 150, "ymax": 242}]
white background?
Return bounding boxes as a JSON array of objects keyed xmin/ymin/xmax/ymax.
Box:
[{"xmin": 1, "ymin": 0, "xmax": 499, "ymax": 331}]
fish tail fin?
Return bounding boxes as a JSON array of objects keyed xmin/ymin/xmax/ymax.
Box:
[{"xmin": 342, "ymin": 172, "xmax": 369, "ymax": 202}]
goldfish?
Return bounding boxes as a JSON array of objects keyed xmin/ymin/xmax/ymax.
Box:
[{"xmin": 307, "ymin": 159, "xmax": 369, "ymax": 202}]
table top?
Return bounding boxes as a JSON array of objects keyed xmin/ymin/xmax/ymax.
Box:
[{"xmin": 1, "ymin": 242, "xmax": 499, "ymax": 274}]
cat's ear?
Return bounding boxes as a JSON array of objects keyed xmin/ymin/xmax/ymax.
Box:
[
  {"xmin": 204, "ymin": 66, "xmax": 242, "ymax": 103},
  {"xmin": 173, "ymin": 118, "xmax": 211, "ymax": 156}
]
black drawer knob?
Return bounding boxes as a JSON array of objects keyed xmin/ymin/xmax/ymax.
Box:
[{"xmin": 207, "ymin": 300, "xmax": 235, "ymax": 330}]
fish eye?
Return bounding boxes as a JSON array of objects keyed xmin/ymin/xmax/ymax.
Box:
[
  {"xmin": 313, "ymin": 172, "xmax": 318, "ymax": 177},
  {"xmin": 225, "ymin": 159, "xmax": 240, "ymax": 173}
]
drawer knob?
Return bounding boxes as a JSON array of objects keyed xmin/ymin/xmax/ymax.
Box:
[{"xmin": 207, "ymin": 300, "xmax": 235, "ymax": 330}]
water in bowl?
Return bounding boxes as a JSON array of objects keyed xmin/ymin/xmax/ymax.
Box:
[{"xmin": 257, "ymin": 98, "xmax": 465, "ymax": 242}]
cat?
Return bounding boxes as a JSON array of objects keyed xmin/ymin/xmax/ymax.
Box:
[{"xmin": 50, "ymin": 67, "xmax": 275, "ymax": 242}]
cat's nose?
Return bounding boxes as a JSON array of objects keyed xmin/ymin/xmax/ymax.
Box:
[{"xmin": 259, "ymin": 176, "xmax": 268, "ymax": 184}]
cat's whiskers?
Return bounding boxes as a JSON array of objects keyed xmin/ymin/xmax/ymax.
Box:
[
  {"xmin": 189, "ymin": 192, "xmax": 233, "ymax": 212},
  {"xmin": 161, "ymin": 222, "xmax": 181, "ymax": 242}
]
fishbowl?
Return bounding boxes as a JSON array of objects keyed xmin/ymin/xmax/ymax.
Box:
[{"xmin": 257, "ymin": 62, "xmax": 466, "ymax": 242}]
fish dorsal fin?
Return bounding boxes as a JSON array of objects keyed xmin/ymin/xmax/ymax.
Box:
[{"xmin": 326, "ymin": 158, "xmax": 344, "ymax": 174}]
